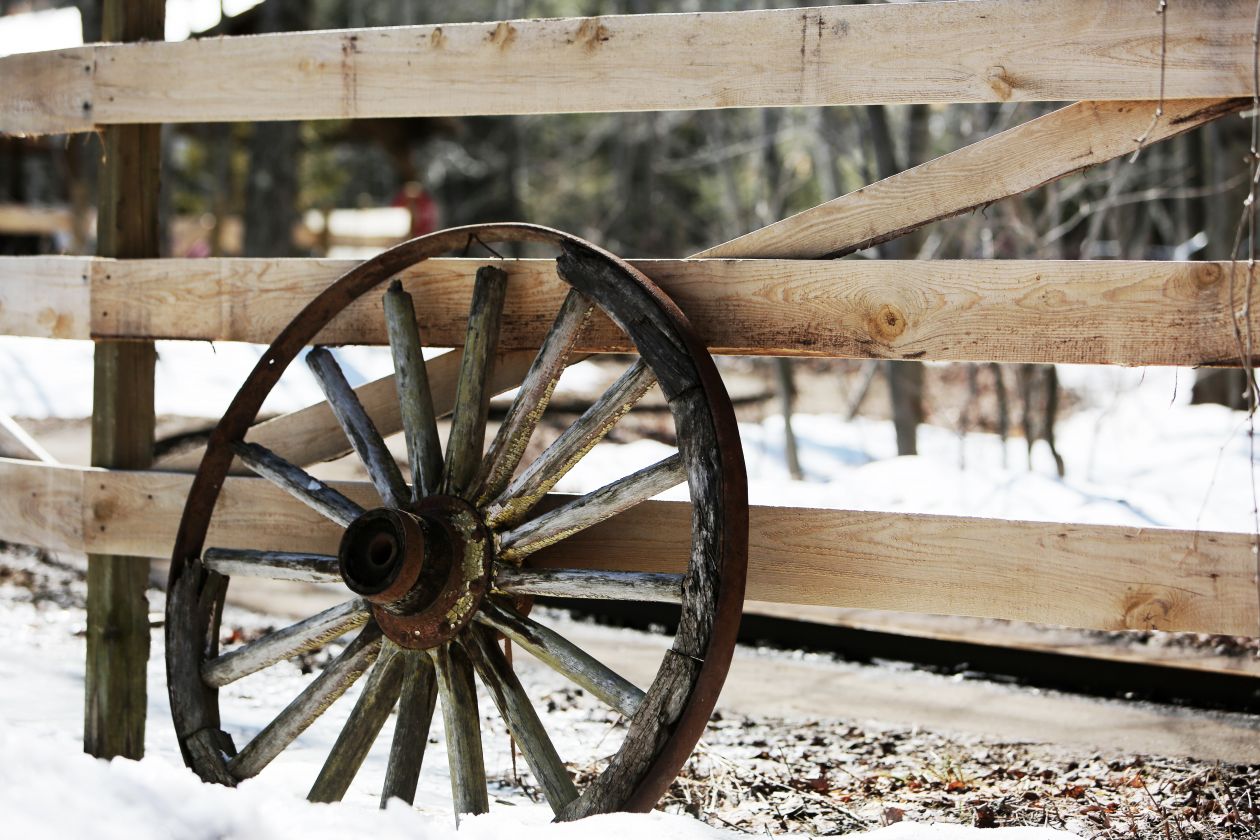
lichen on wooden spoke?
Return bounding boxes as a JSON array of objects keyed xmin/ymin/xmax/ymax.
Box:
[
  {"xmin": 484, "ymin": 358, "xmax": 657, "ymax": 529},
  {"xmin": 473, "ymin": 288, "xmax": 595, "ymax": 506}
]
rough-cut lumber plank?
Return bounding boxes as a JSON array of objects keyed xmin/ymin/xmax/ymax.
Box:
[
  {"xmin": 8, "ymin": 256, "xmax": 1259, "ymax": 367},
  {"xmin": 85, "ymin": 0, "xmax": 163, "ymax": 763},
  {"xmin": 380, "ymin": 651, "xmax": 438, "ymax": 807},
  {"xmin": 493, "ymin": 566, "xmax": 683, "ymax": 603},
  {"xmin": 0, "ymin": 256, "xmax": 90, "ymax": 339},
  {"xmin": 201, "ymin": 598, "xmax": 370, "ymax": 689},
  {"xmin": 228, "ymin": 624, "xmax": 383, "ymax": 781},
  {"xmin": 698, "ymin": 98, "xmax": 1247, "ymax": 259},
  {"xmin": 464, "ymin": 627, "xmax": 578, "ymax": 812},
  {"xmin": 476, "ymin": 600, "xmax": 645, "ymax": 717},
  {"xmin": 4, "ymin": 459, "xmax": 1255, "ymax": 636},
  {"xmin": 306, "ymin": 347, "xmax": 409, "ymax": 508},
  {"xmin": 2, "ymin": 1, "xmax": 1253, "ymax": 134},
  {"xmin": 497, "ymin": 453, "xmax": 686, "ymax": 561},
  {"xmin": 0, "ymin": 204, "xmax": 76, "ymax": 236}
]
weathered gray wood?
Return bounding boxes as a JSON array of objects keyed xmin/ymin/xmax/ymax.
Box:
[
  {"xmin": 443, "ymin": 266, "xmax": 508, "ymax": 500},
  {"xmin": 493, "ymin": 566, "xmax": 683, "ymax": 603},
  {"xmin": 475, "ymin": 600, "xmax": 643, "ymax": 718},
  {"xmin": 307, "ymin": 346, "xmax": 409, "ymax": 509},
  {"xmin": 84, "ymin": 0, "xmax": 164, "ymax": 763},
  {"xmin": 229, "ymin": 624, "xmax": 382, "ymax": 781},
  {"xmin": 233, "ymin": 440, "xmax": 364, "ymax": 527},
  {"xmin": 309, "ymin": 644, "xmax": 405, "ymax": 803},
  {"xmin": 184, "ymin": 727, "xmax": 237, "ymax": 786},
  {"xmin": 384, "ymin": 280, "xmax": 444, "ymax": 500},
  {"xmin": 201, "ymin": 598, "xmax": 370, "ymax": 689},
  {"xmin": 380, "ymin": 650, "xmax": 438, "ymax": 807},
  {"xmin": 202, "ymin": 548, "xmax": 340, "ymax": 583},
  {"xmin": 464, "ymin": 627, "xmax": 578, "ymax": 813},
  {"xmin": 485, "ymin": 358, "xmax": 657, "ymax": 529},
  {"xmin": 474, "ymin": 289, "xmax": 595, "ymax": 506},
  {"xmin": 430, "ymin": 641, "xmax": 489, "ymax": 819},
  {"xmin": 498, "ymin": 454, "xmax": 685, "ymax": 562}
]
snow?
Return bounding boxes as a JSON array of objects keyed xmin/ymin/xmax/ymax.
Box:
[{"xmin": 0, "ymin": 587, "xmax": 1077, "ymax": 839}]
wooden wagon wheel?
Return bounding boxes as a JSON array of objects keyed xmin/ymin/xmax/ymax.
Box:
[{"xmin": 165, "ymin": 223, "xmax": 747, "ymax": 819}]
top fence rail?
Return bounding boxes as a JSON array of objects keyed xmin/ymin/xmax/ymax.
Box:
[{"xmin": 0, "ymin": 0, "xmax": 1253, "ymax": 135}]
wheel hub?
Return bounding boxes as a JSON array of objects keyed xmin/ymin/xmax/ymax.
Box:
[{"xmin": 338, "ymin": 495, "xmax": 492, "ymax": 649}]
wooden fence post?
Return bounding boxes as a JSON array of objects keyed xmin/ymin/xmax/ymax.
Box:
[{"xmin": 84, "ymin": 0, "xmax": 164, "ymax": 760}]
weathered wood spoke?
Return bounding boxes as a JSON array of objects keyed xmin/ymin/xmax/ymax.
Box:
[
  {"xmin": 233, "ymin": 440, "xmax": 364, "ymax": 527},
  {"xmin": 384, "ymin": 280, "xmax": 444, "ymax": 500},
  {"xmin": 498, "ymin": 454, "xmax": 686, "ymax": 562},
  {"xmin": 202, "ymin": 598, "xmax": 370, "ymax": 689},
  {"xmin": 228, "ymin": 624, "xmax": 383, "ymax": 781},
  {"xmin": 381, "ymin": 650, "xmax": 438, "ymax": 808},
  {"xmin": 464, "ymin": 627, "xmax": 578, "ymax": 812},
  {"xmin": 443, "ymin": 265, "xmax": 509, "ymax": 499},
  {"xmin": 485, "ymin": 358, "xmax": 657, "ymax": 529},
  {"xmin": 308, "ymin": 644, "xmax": 406, "ymax": 803},
  {"xmin": 202, "ymin": 548, "xmax": 340, "ymax": 584},
  {"xmin": 430, "ymin": 641, "xmax": 489, "ymax": 819},
  {"xmin": 307, "ymin": 346, "xmax": 410, "ymax": 509},
  {"xmin": 473, "ymin": 289, "xmax": 595, "ymax": 506},
  {"xmin": 493, "ymin": 566, "xmax": 684, "ymax": 603},
  {"xmin": 475, "ymin": 599, "xmax": 643, "ymax": 719}
]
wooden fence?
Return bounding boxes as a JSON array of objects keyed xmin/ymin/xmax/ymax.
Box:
[{"xmin": 1, "ymin": 0, "xmax": 1257, "ymax": 754}]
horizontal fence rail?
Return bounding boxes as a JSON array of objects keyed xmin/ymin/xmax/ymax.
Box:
[
  {"xmin": 0, "ymin": 0, "xmax": 1253, "ymax": 134},
  {"xmin": 0, "ymin": 458, "xmax": 1253, "ymax": 637},
  {"xmin": 0, "ymin": 256, "xmax": 1255, "ymax": 367}
]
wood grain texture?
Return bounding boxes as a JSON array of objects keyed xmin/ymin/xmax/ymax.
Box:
[
  {"xmin": 381, "ymin": 651, "xmax": 438, "ymax": 807},
  {"xmin": 430, "ymin": 641, "xmax": 489, "ymax": 818},
  {"xmin": 2, "ymin": 1, "xmax": 1253, "ymax": 134},
  {"xmin": 384, "ymin": 280, "xmax": 443, "ymax": 499},
  {"xmin": 492, "ymin": 566, "xmax": 684, "ymax": 602},
  {"xmin": 4, "ymin": 459, "xmax": 1256, "ymax": 636},
  {"xmin": 201, "ymin": 548, "xmax": 340, "ymax": 583},
  {"xmin": 201, "ymin": 598, "xmax": 369, "ymax": 689},
  {"xmin": 7, "ymin": 256, "xmax": 1257, "ymax": 367},
  {"xmin": 697, "ymin": 98, "xmax": 1247, "ymax": 259},
  {"xmin": 0, "ymin": 256, "xmax": 90, "ymax": 339}
]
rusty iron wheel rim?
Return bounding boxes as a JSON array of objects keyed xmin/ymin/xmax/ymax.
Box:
[{"xmin": 166, "ymin": 222, "xmax": 748, "ymax": 817}]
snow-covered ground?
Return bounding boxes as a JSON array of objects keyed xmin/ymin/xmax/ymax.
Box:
[{"xmin": 0, "ymin": 335, "xmax": 1251, "ymax": 838}]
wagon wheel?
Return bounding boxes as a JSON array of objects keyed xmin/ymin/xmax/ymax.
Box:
[{"xmin": 166, "ymin": 224, "xmax": 747, "ymax": 819}]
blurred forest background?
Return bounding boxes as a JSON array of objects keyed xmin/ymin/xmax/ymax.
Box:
[{"xmin": 1, "ymin": 0, "xmax": 1254, "ymax": 465}]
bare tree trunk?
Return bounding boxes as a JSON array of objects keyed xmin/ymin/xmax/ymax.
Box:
[{"xmin": 244, "ymin": 1, "xmax": 306, "ymax": 258}]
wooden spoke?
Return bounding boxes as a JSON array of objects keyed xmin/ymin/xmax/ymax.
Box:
[
  {"xmin": 485, "ymin": 358, "xmax": 657, "ymax": 529},
  {"xmin": 228, "ymin": 624, "xmax": 383, "ymax": 781},
  {"xmin": 494, "ymin": 566, "xmax": 683, "ymax": 603},
  {"xmin": 463, "ymin": 627, "xmax": 578, "ymax": 812},
  {"xmin": 498, "ymin": 454, "xmax": 686, "ymax": 562},
  {"xmin": 202, "ymin": 548, "xmax": 339, "ymax": 584},
  {"xmin": 306, "ymin": 346, "xmax": 409, "ymax": 509},
  {"xmin": 308, "ymin": 644, "xmax": 406, "ymax": 803},
  {"xmin": 380, "ymin": 651, "xmax": 438, "ymax": 808},
  {"xmin": 384, "ymin": 280, "xmax": 443, "ymax": 500},
  {"xmin": 473, "ymin": 289, "xmax": 595, "ymax": 506},
  {"xmin": 443, "ymin": 265, "xmax": 509, "ymax": 499},
  {"xmin": 202, "ymin": 598, "xmax": 370, "ymax": 690},
  {"xmin": 430, "ymin": 641, "xmax": 489, "ymax": 819},
  {"xmin": 475, "ymin": 599, "xmax": 643, "ymax": 719},
  {"xmin": 232, "ymin": 440, "xmax": 364, "ymax": 527}
]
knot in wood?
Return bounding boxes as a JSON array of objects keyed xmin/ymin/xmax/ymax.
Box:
[{"xmin": 869, "ymin": 303, "xmax": 908, "ymax": 342}]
